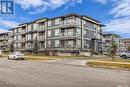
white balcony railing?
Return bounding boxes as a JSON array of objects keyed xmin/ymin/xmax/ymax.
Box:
[
  {"xmin": 60, "ymin": 32, "xmax": 77, "ymax": 37},
  {"xmin": 0, "ymin": 37, "xmax": 8, "ymax": 40},
  {"xmin": 38, "ymin": 36, "xmax": 45, "ymax": 41},
  {"xmin": 60, "ymin": 19, "xmax": 79, "ymax": 26}
]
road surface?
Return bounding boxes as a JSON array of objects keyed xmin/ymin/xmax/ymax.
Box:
[{"xmin": 0, "ymin": 58, "xmax": 130, "ymax": 87}]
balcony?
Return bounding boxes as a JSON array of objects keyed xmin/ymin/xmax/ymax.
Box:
[
  {"xmin": 0, "ymin": 43, "xmax": 8, "ymax": 46},
  {"xmin": 0, "ymin": 37, "xmax": 8, "ymax": 40},
  {"xmin": 26, "ymin": 30, "xmax": 37, "ymax": 34},
  {"xmin": 21, "ymin": 38, "xmax": 26, "ymax": 42},
  {"xmin": 38, "ymin": 36, "xmax": 45, "ymax": 41},
  {"xmin": 26, "ymin": 39, "xmax": 34, "ymax": 42},
  {"xmin": 59, "ymin": 32, "xmax": 80, "ymax": 39},
  {"xmin": 38, "ymin": 25, "xmax": 45, "ymax": 32},
  {"xmin": 47, "ymin": 44, "xmax": 79, "ymax": 51},
  {"xmin": 9, "ymin": 32, "xmax": 14, "ymax": 36},
  {"xmin": 38, "ymin": 28, "xmax": 45, "ymax": 32},
  {"xmin": 21, "ymin": 30, "xmax": 26, "ymax": 34},
  {"xmin": 14, "ymin": 30, "xmax": 25, "ymax": 35},
  {"xmin": 48, "ymin": 19, "xmax": 80, "ymax": 29}
]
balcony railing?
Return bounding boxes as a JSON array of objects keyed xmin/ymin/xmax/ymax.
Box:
[
  {"xmin": 48, "ymin": 19, "xmax": 80, "ymax": 29},
  {"xmin": 37, "ymin": 28, "xmax": 45, "ymax": 32},
  {"xmin": 21, "ymin": 30, "xmax": 26, "ymax": 34},
  {"xmin": 60, "ymin": 32, "xmax": 81, "ymax": 37},
  {"xmin": 0, "ymin": 37, "xmax": 8, "ymax": 40},
  {"xmin": 60, "ymin": 19, "xmax": 79, "ymax": 25},
  {"xmin": 38, "ymin": 36, "xmax": 45, "ymax": 41},
  {"xmin": 0, "ymin": 43, "xmax": 8, "ymax": 46}
]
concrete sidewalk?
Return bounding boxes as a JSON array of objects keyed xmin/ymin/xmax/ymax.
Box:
[{"xmin": 45, "ymin": 58, "xmax": 87, "ymax": 66}]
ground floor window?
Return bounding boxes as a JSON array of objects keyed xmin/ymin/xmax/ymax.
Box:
[
  {"xmin": 47, "ymin": 41, "xmax": 51, "ymax": 47},
  {"xmin": 55, "ymin": 40, "xmax": 60, "ymax": 47}
]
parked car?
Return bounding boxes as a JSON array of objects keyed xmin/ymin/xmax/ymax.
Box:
[
  {"xmin": 8, "ymin": 51, "xmax": 25, "ymax": 60},
  {"xmin": 120, "ymin": 51, "xmax": 130, "ymax": 59}
]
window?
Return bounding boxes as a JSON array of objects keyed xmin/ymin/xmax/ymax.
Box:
[
  {"xmin": 33, "ymin": 33, "xmax": 37, "ymax": 39},
  {"xmin": 14, "ymin": 29, "xmax": 17, "ymax": 33},
  {"xmin": 18, "ymin": 28, "xmax": 21, "ymax": 32},
  {"xmin": 27, "ymin": 34, "xmax": 31, "ymax": 40},
  {"xmin": 14, "ymin": 36, "xmax": 17, "ymax": 40},
  {"xmin": 97, "ymin": 34, "xmax": 101, "ymax": 39},
  {"xmin": 55, "ymin": 40, "xmax": 60, "ymax": 47},
  {"xmin": 84, "ymin": 30, "xmax": 86, "ymax": 36},
  {"xmin": 14, "ymin": 43, "xmax": 17, "ymax": 48},
  {"xmin": 87, "ymin": 43, "xmax": 90, "ymax": 48},
  {"xmin": 33, "ymin": 24, "xmax": 37, "ymax": 30},
  {"xmin": 28, "ymin": 24, "xmax": 32, "ymax": 31},
  {"xmin": 18, "ymin": 35, "xmax": 21, "ymax": 40},
  {"xmin": 48, "ymin": 20, "xmax": 51, "ymax": 26},
  {"xmin": 68, "ymin": 40, "xmax": 73, "ymax": 47},
  {"xmin": 76, "ymin": 40, "xmax": 81, "ymax": 48},
  {"xmin": 47, "ymin": 41, "xmax": 51, "ymax": 47},
  {"xmin": 27, "ymin": 43, "xmax": 32, "ymax": 49},
  {"xmin": 18, "ymin": 43, "xmax": 21, "ymax": 48},
  {"xmin": 77, "ymin": 40, "xmax": 81, "ymax": 47},
  {"xmin": 48, "ymin": 30, "xmax": 51, "ymax": 37},
  {"xmin": 68, "ymin": 29, "xmax": 73, "ymax": 36},
  {"xmin": 55, "ymin": 18, "xmax": 60, "ymax": 25},
  {"xmin": 55, "ymin": 29, "xmax": 60, "ymax": 36},
  {"xmin": 84, "ymin": 40, "xmax": 90, "ymax": 48},
  {"xmin": 77, "ymin": 29, "xmax": 81, "ymax": 36},
  {"xmin": 76, "ymin": 17, "xmax": 81, "ymax": 25}
]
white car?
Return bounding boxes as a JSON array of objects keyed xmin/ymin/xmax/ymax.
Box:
[
  {"xmin": 8, "ymin": 51, "xmax": 25, "ymax": 60},
  {"xmin": 120, "ymin": 51, "xmax": 130, "ymax": 59}
]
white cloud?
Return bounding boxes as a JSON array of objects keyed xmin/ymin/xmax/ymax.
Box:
[
  {"xmin": 105, "ymin": 17, "xmax": 130, "ymax": 33},
  {"xmin": 0, "ymin": 18, "xmax": 19, "ymax": 28},
  {"xmin": 15, "ymin": 0, "xmax": 82, "ymax": 14},
  {"xmin": 105, "ymin": 0, "xmax": 130, "ymax": 35},
  {"xmin": 109, "ymin": 0, "xmax": 130, "ymax": 18},
  {"xmin": 15, "ymin": 0, "xmax": 44, "ymax": 10},
  {"xmin": 0, "ymin": 28, "xmax": 9, "ymax": 33}
]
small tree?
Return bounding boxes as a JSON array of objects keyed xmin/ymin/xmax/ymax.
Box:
[
  {"xmin": 9, "ymin": 42, "xmax": 14, "ymax": 53},
  {"xmin": 33, "ymin": 37, "xmax": 40, "ymax": 55},
  {"xmin": 127, "ymin": 45, "xmax": 130, "ymax": 51},
  {"xmin": 110, "ymin": 42, "xmax": 118, "ymax": 61}
]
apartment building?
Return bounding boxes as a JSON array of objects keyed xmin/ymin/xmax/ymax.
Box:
[
  {"xmin": 11, "ymin": 14, "xmax": 103, "ymax": 56},
  {"xmin": 102, "ymin": 33, "xmax": 120, "ymax": 54},
  {"xmin": 120, "ymin": 38, "xmax": 130, "ymax": 51},
  {"xmin": 0, "ymin": 32, "xmax": 9, "ymax": 52}
]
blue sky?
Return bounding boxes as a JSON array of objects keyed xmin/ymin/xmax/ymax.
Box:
[{"xmin": 0, "ymin": 0, "xmax": 130, "ymax": 38}]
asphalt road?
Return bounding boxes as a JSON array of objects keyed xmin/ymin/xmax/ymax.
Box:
[{"xmin": 0, "ymin": 58, "xmax": 130, "ymax": 87}]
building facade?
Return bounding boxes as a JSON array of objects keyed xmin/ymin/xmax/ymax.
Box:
[
  {"xmin": 0, "ymin": 32, "xmax": 9, "ymax": 52},
  {"xmin": 6, "ymin": 14, "xmax": 103, "ymax": 56},
  {"xmin": 102, "ymin": 33, "xmax": 120, "ymax": 54},
  {"xmin": 120, "ymin": 38, "xmax": 130, "ymax": 51}
]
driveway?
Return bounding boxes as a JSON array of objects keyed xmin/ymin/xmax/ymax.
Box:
[{"xmin": 0, "ymin": 58, "xmax": 130, "ymax": 87}]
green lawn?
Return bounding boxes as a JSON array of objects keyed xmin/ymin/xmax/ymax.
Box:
[
  {"xmin": 93, "ymin": 58, "xmax": 130, "ymax": 63},
  {"xmin": 87, "ymin": 59, "xmax": 130, "ymax": 69}
]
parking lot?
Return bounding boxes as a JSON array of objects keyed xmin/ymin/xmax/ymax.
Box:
[{"xmin": 0, "ymin": 58, "xmax": 130, "ymax": 87}]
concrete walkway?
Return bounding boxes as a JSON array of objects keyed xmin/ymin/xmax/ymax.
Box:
[{"xmin": 45, "ymin": 58, "xmax": 87, "ymax": 66}]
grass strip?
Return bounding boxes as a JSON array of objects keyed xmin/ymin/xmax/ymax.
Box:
[{"xmin": 87, "ymin": 60, "xmax": 130, "ymax": 69}]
